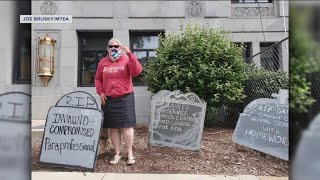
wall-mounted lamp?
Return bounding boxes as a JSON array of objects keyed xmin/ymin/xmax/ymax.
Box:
[{"xmin": 36, "ymin": 34, "xmax": 56, "ymax": 86}]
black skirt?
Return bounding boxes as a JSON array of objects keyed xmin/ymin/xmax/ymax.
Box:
[{"xmin": 101, "ymin": 92, "xmax": 136, "ymax": 128}]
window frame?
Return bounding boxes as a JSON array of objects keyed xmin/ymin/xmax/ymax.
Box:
[
  {"xmin": 12, "ymin": 1, "xmax": 31, "ymax": 84},
  {"xmin": 129, "ymin": 31, "xmax": 165, "ymax": 86},
  {"xmin": 259, "ymin": 42, "xmax": 281, "ymax": 71},
  {"xmin": 234, "ymin": 42, "xmax": 252, "ymax": 64},
  {"xmin": 77, "ymin": 31, "xmax": 113, "ymax": 87}
]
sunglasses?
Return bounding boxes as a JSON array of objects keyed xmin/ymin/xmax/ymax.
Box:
[{"xmin": 108, "ymin": 45, "xmax": 120, "ymax": 48}]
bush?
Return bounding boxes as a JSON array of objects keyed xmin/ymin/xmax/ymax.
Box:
[
  {"xmin": 144, "ymin": 24, "xmax": 246, "ymax": 124},
  {"xmin": 289, "ymin": 7, "xmax": 318, "ymax": 114}
]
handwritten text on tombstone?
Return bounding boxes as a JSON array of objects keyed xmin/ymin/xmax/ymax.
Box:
[
  {"xmin": 39, "ymin": 91, "xmax": 102, "ymax": 170},
  {"xmin": 148, "ymin": 90, "xmax": 206, "ymax": 151},
  {"xmin": 232, "ymin": 89, "xmax": 289, "ymax": 161}
]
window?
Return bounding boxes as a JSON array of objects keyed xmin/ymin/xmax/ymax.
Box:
[
  {"xmin": 311, "ymin": 7, "xmax": 320, "ymax": 42},
  {"xmin": 13, "ymin": 1, "xmax": 31, "ymax": 84},
  {"xmin": 234, "ymin": 42, "xmax": 252, "ymax": 64},
  {"xmin": 231, "ymin": 0, "xmax": 272, "ymax": 3},
  {"xmin": 78, "ymin": 32, "xmax": 113, "ymax": 87},
  {"xmin": 130, "ymin": 31, "xmax": 164, "ymax": 86},
  {"xmin": 260, "ymin": 42, "xmax": 281, "ymax": 71}
]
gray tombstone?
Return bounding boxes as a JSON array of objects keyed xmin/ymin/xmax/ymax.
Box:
[
  {"xmin": 292, "ymin": 113, "xmax": 320, "ymax": 180},
  {"xmin": 39, "ymin": 91, "xmax": 103, "ymax": 171},
  {"xmin": 148, "ymin": 90, "xmax": 207, "ymax": 151},
  {"xmin": 0, "ymin": 92, "xmax": 31, "ymax": 180},
  {"xmin": 232, "ymin": 89, "xmax": 289, "ymax": 161}
]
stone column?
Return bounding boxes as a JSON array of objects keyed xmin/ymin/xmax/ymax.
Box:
[{"xmin": 252, "ymin": 41, "xmax": 261, "ymax": 68}]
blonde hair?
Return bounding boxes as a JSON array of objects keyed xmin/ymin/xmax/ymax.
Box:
[{"xmin": 107, "ymin": 38, "xmax": 122, "ymax": 47}]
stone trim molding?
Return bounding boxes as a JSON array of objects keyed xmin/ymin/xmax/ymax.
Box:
[{"xmin": 232, "ymin": 7, "xmax": 274, "ymax": 17}]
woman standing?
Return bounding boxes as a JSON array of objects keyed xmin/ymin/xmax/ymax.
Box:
[{"xmin": 95, "ymin": 38, "xmax": 142, "ymax": 165}]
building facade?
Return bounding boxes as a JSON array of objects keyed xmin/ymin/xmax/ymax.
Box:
[{"xmin": 30, "ymin": 1, "xmax": 289, "ymax": 123}]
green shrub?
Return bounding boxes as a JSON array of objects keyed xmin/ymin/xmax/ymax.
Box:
[
  {"xmin": 289, "ymin": 7, "xmax": 317, "ymax": 114},
  {"xmin": 144, "ymin": 24, "xmax": 246, "ymax": 124}
]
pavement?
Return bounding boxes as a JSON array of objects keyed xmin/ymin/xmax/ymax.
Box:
[
  {"xmin": 32, "ymin": 172, "xmax": 288, "ymax": 180},
  {"xmin": 32, "ymin": 120, "xmax": 288, "ymax": 180},
  {"xmin": 32, "ymin": 119, "xmax": 46, "ymax": 138}
]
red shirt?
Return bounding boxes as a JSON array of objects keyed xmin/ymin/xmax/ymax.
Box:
[{"xmin": 95, "ymin": 52, "xmax": 142, "ymax": 98}]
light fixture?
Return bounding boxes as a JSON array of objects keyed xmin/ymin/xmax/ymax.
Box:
[{"xmin": 36, "ymin": 34, "xmax": 56, "ymax": 86}]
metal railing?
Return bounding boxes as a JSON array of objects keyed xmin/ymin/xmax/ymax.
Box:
[{"xmin": 223, "ymin": 37, "xmax": 289, "ymax": 123}]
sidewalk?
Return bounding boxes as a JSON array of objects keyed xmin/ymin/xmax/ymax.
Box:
[{"xmin": 32, "ymin": 172, "xmax": 288, "ymax": 180}]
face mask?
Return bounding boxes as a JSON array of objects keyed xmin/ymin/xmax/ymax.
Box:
[
  {"xmin": 110, "ymin": 48, "xmax": 122, "ymax": 61},
  {"xmin": 111, "ymin": 49, "xmax": 121, "ymax": 58}
]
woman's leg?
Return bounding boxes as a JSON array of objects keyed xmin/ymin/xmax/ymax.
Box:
[
  {"xmin": 109, "ymin": 128, "xmax": 121, "ymax": 155},
  {"xmin": 121, "ymin": 127, "xmax": 134, "ymax": 158}
]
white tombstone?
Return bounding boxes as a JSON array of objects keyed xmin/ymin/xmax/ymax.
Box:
[
  {"xmin": 232, "ymin": 89, "xmax": 289, "ymax": 161},
  {"xmin": 148, "ymin": 90, "xmax": 207, "ymax": 151},
  {"xmin": 39, "ymin": 91, "xmax": 103, "ymax": 171}
]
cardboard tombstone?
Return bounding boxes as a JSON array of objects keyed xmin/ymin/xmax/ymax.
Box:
[
  {"xmin": 39, "ymin": 91, "xmax": 103, "ymax": 171},
  {"xmin": 232, "ymin": 89, "xmax": 289, "ymax": 161},
  {"xmin": 292, "ymin": 113, "xmax": 320, "ymax": 180},
  {"xmin": 0, "ymin": 92, "xmax": 31, "ymax": 180},
  {"xmin": 148, "ymin": 90, "xmax": 207, "ymax": 151}
]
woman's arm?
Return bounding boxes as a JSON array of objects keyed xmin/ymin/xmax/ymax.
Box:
[
  {"xmin": 127, "ymin": 52, "xmax": 143, "ymax": 77},
  {"xmin": 95, "ymin": 61, "xmax": 104, "ymax": 95},
  {"xmin": 121, "ymin": 46, "xmax": 143, "ymax": 77}
]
